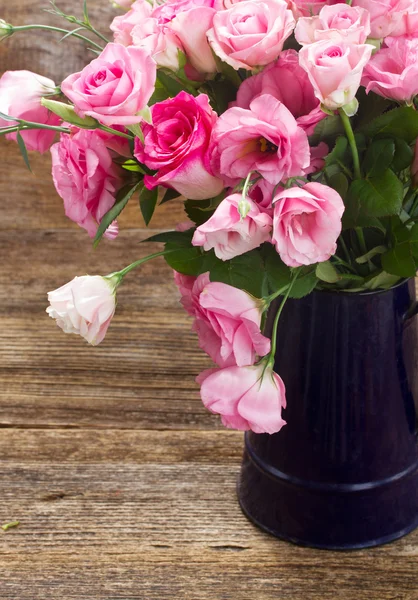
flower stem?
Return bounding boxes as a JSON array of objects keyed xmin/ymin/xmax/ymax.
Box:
[
  {"xmin": 268, "ymin": 271, "xmax": 300, "ymax": 365},
  {"xmin": 112, "ymin": 250, "xmax": 175, "ymax": 282},
  {"xmin": 98, "ymin": 125, "xmax": 134, "ymax": 141},
  {"xmin": 11, "ymin": 24, "xmax": 104, "ymax": 51},
  {"xmin": 338, "ymin": 108, "xmax": 361, "ymax": 180}
]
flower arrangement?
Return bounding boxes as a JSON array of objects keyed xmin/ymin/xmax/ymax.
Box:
[{"xmin": 2, "ymin": 0, "xmax": 418, "ymax": 435}]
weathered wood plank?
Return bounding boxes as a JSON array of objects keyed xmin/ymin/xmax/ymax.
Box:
[{"xmin": 0, "ymin": 430, "xmax": 417, "ymax": 600}]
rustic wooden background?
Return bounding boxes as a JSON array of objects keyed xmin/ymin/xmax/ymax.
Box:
[{"xmin": 0, "ymin": 1, "xmax": 417, "ymax": 598}]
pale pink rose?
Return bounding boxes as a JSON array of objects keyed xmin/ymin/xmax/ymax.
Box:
[
  {"xmin": 0, "ymin": 70, "xmax": 60, "ymax": 153},
  {"xmin": 210, "ymin": 94, "xmax": 310, "ymax": 186},
  {"xmin": 180, "ymin": 273, "xmax": 271, "ymax": 367},
  {"xmin": 175, "ymin": 220, "xmax": 195, "ymax": 232},
  {"xmin": 295, "ymin": 4, "xmax": 370, "ymax": 45},
  {"xmin": 110, "ymin": 0, "xmax": 152, "ymax": 46},
  {"xmin": 51, "ymin": 129, "xmax": 122, "ymax": 239},
  {"xmin": 96, "ymin": 125, "xmax": 131, "ymax": 157},
  {"xmin": 197, "ymin": 362, "xmax": 286, "ymax": 434},
  {"xmin": 192, "ymin": 194, "xmax": 272, "ymax": 260},
  {"xmin": 272, "ymin": 182, "xmax": 344, "ymax": 267},
  {"xmin": 299, "ymin": 39, "xmax": 373, "ymax": 112},
  {"xmin": 150, "ymin": 0, "xmax": 217, "ymax": 74},
  {"xmin": 61, "ymin": 43, "xmax": 156, "ymax": 127},
  {"xmin": 287, "ymin": 0, "xmax": 337, "ymax": 19},
  {"xmin": 214, "ymin": 0, "xmax": 244, "ymax": 7},
  {"xmin": 173, "ymin": 271, "xmax": 197, "ymax": 315},
  {"xmin": 234, "ymin": 50, "xmax": 326, "ymax": 136},
  {"xmin": 362, "ymin": 37, "xmax": 418, "ymax": 104},
  {"xmin": 110, "ymin": 0, "xmax": 184, "ymax": 71},
  {"xmin": 135, "ymin": 92, "xmax": 223, "ymax": 200},
  {"xmin": 389, "ymin": 5, "xmax": 418, "ymax": 36},
  {"xmin": 248, "ymin": 178, "xmax": 278, "ymax": 217},
  {"xmin": 207, "ymin": 0, "xmax": 295, "ymax": 70},
  {"xmin": 46, "ymin": 275, "xmax": 117, "ymax": 345},
  {"xmin": 352, "ymin": 0, "xmax": 415, "ymax": 38}
]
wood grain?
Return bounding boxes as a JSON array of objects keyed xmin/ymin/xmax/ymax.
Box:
[{"xmin": 0, "ymin": 1, "xmax": 417, "ymax": 599}]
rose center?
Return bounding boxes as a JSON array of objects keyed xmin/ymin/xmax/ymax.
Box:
[{"xmin": 259, "ymin": 137, "xmax": 278, "ymax": 153}]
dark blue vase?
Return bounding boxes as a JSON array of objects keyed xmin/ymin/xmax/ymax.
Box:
[{"xmin": 238, "ymin": 279, "xmax": 418, "ymax": 549}]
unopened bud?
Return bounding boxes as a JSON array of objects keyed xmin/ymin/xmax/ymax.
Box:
[
  {"xmin": 0, "ymin": 20, "xmax": 13, "ymax": 42},
  {"xmin": 238, "ymin": 195, "xmax": 251, "ymax": 219}
]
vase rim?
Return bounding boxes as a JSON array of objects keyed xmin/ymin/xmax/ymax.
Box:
[{"xmin": 314, "ymin": 277, "xmax": 412, "ymax": 298}]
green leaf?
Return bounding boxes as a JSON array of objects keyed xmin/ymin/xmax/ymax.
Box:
[
  {"xmin": 41, "ymin": 98, "xmax": 98, "ymax": 129},
  {"xmin": 362, "ymin": 270, "xmax": 401, "ymax": 290},
  {"xmin": 381, "ymin": 244, "xmax": 416, "ymax": 277},
  {"xmin": 263, "ymin": 246, "xmax": 318, "ymax": 298},
  {"xmin": 93, "ymin": 181, "xmax": 141, "ymax": 247},
  {"xmin": 121, "ymin": 159, "xmax": 146, "ymax": 174},
  {"xmin": 156, "ymin": 71, "xmax": 185, "ymax": 98},
  {"xmin": 343, "ymin": 169, "xmax": 403, "ymax": 228},
  {"xmin": 16, "ymin": 132, "xmax": 31, "ymax": 172},
  {"xmin": 209, "ymin": 250, "xmax": 265, "ymax": 297},
  {"xmin": 363, "ymin": 139, "xmax": 395, "ymax": 177},
  {"xmin": 159, "ymin": 187, "xmax": 181, "ymax": 204},
  {"xmin": 149, "ymin": 79, "xmax": 171, "ymax": 105},
  {"xmin": 392, "ymin": 139, "xmax": 414, "ymax": 172},
  {"xmin": 354, "ymin": 89, "xmax": 393, "ymax": 130},
  {"xmin": 309, "ymin": 115, "xmax": 345, "ymax": 146},
  {"xmin": 360, "ymin": 106, "xmax": 418, "ymax": 143},
  {"xmin": 327, "ymin": 172, "xmax": 349, "ymax": 199},
  {"xmin": 144, "ymin": 230, "xmax": 194, "ymax": 245},
  {"xmin": 316, "ymin": 261, "xmax": 340, "ymax": 283},
  {"xmin": 164, "ymin": 245, "xmax": 205, "ymax": 276},
  {"xmin": 355, "ymin": 245, "xmax": 387, "ymax": 264},
  {"xmin": 184, "ymin": 195, "xmax": 223, "ymax": 225},
  {"xmin": 139, "ymin": 184, "xmax": 158, "ymax": 226},
  {"xmin": 325, "ymin": 136, "xmax": 348, "ymax": 167}
]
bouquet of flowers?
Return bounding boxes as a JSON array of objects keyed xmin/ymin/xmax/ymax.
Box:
[{"xmin": 2, "ymin": 0, "xmax": 418, "ymax": 435}]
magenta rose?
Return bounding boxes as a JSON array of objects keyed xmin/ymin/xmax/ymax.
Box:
[
  {"xmin": 61, "ymin": 43, "xmax": 156, "ymax": 126},
  {"xmin": 362, "ymin": 37, "xmax": 418, "ymax": 104},
  {"xmin": 295, "ymin": 4, "xmax": 371, "ymax": 45},
  {"xmin": 135, "ymin": 91, "xmax": 223, "ymax": 200},
  {"xmin": 176, "ymin": 272, "xmax": 271, "ymax": 367},
  {"xmin": 51, "ymin": 129, "xmax": 123, "ymax": 239},
  {"xmin": 197, "ymin": 363, "xmax": 286, "ymax": 433},
  {"xmin": 234, "ymin": 50, "xmax": 326, "ymax": 136},
  {"xmin": 210, "ymin": 94, "xmax": 310, "ymax": 186},
  {"xmin": 207, "ymin": 0, "xmax": 295, "ymax": 70},
  {"xmin": 352, "ymin": 0, "xmax": 416, "ymax": 38},
  {"xmin": 272, "ymin": 182, "xmax": 344, "ymax": 267},
  {"xmin": 192, "ymin": 194, "xmax": 272, "ymax": 260},
  {"xmin": 0, "ymin": 70, "xmax": 60, "ymax": 153},
  {"xmin": 299, "ymin": 39, "xmax": 373, "ymax": 112}
]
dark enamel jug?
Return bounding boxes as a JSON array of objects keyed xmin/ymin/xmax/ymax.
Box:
[{"xmin": 238, "ymin": 279, "xmax": 418, "ymax": 549}]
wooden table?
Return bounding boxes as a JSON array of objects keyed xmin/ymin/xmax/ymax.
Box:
[{"xmin": 0, "ymin": 2, "xmax": 417, "ymax": 598}]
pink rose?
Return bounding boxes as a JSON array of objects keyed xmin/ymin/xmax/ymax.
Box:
[
  {"xmin": 177, "ymin": 273, "xmax": 271, "ymax": 367},
  {"xmin": 134, "ymin": 92, "xmax": 223, "ymax": 200},
  {"xmin": 46, "ymin": 275, "xmax": 117, "ymax": 345},
  {"xmin": 197, "ymin": 362, "xmax": 286, "ymax": 433},
  {"xmin": 352, "ymin": 0, "xmax": 416, "ymax": 38},
  {"xmin": 210, "ymin": 94, "xmax": 310, "ymax": 186},
  {"xmin": 299, "ymin": 39, "xmax": 373, "ymax": 112},
  {"xmin": 150, "ymin": 0, "xmax": 217, "ymax": 74},
  {"xmin": 214, "ymin": 0, "xmax": 243, "ymax": 7},
  {"xmin": 192, "ymin": 194, "xmax": 272, "ymax": 260},
  {"xmin": 248, "ymin": 178, "xmax": 278, "ymax": 216},
  {"xmin": 303, "ymin": 142, "xmax": 329, "ymax": 176},
  {"xmin": 51, "ymin": 129, "xmax": 122, "ymax": 239},
  {"xmin": 110, "ymin": 0, "xmax": 184, "ymax": 71},
  {"xmin": 295, "ymin": 4, "xmax": 371, "ymax": 45},
  {"xmin": 96, "ymin": 125, "xmax": 131, "ymax": 157},
  {"xmin": 272, "ymin": 182, "xmax": 344, "ymax": 267},
  {"xmin": 287, "ymin": 0, "xmax": 336, "ymax": 19},
  {"xmin": 61, "ymin": 43, "xmax": 156, "ymax": 126},
  {"xmin": 173, "ymin": 271, "xmax": 196, "ymax": 314},
  {"xmin": 234, "ymin": 50, "xmax": 326, "ymax": 136},
  {"xmin": 0, "ymin": 70, "xmax": 60, "ymax": 153},
  {"xmin": 362, "ymin": 37, "xmax": 418, "ymax": 104},
  {"xmin": 207, "ymin": 0, "xmax": 295, "ymax": 70}
]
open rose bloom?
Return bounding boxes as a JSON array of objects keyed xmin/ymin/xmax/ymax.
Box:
[{"xmin": 3, "ymin": 0, "xmax": 418, "ymax": 439}]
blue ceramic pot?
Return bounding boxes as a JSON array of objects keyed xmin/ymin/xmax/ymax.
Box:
[{"xmin": 238, "ymin": 279, "xmax": 418, "ymax": 549}]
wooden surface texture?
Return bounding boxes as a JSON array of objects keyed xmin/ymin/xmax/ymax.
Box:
[{"xmin": 0, "ymin": 2, "xmax": 417, "ymax": 598}]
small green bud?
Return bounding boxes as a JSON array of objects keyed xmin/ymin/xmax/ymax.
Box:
[
  {"xmin": 41, "ymin": 98, "xmax": 99, "ymax": 129},
  {"xmin": 0, "ymin": 20, "xmax": 13, "ymax": 42}
]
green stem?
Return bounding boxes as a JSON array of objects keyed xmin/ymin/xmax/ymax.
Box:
[
  {"xmin": 355, "ymin": 227, "xmax": 373, "ymax": 271},
  {"xmin": 338, "ymin": 108, "xmax": 361, "ymax": 180},
  {"xmin": 268, "ymin": 271, "xmax": 300, "ymax": 364},
  {"xmin": 98, "ymin": 125, "xmax": 134, "ymax": 141},
  {"xmin": 339, "ymin": 235, "xmax": 352, "ymax": 266},
  {"xmin": 112, "ymin": 250, "xmax": 174, "ymax": 281},
  {"xmin": 263, "ymin": 284, "xmax": 292, "ymax": 306},
  {"xmin": 11, "ymin": 24, "xmax": 104, "ymax": 51}
]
